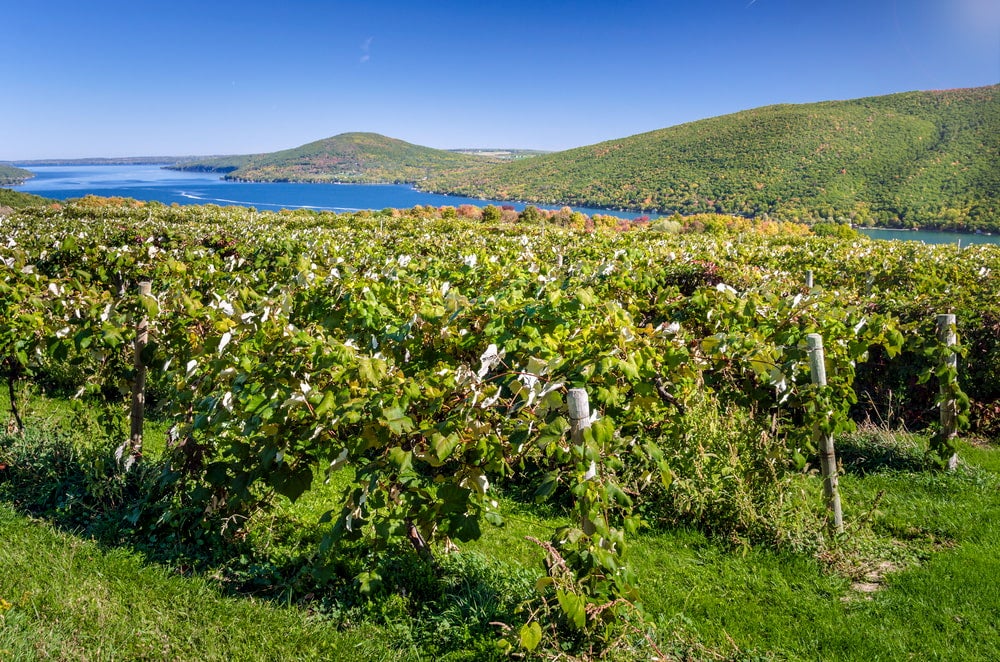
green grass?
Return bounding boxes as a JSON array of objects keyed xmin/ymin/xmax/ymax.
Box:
[
  {"xmin": 640, "ymin": 433, "xmax": 1000, "ymax": 661},
  {"xmin": 2, "ymin": 392, "xmax": 999, "ymax": 660},
  {"xmin": 0, "ymin": 504, "xmax": 412, "ymax": 661},
  {"xmin": 472, "ymin": 434, "xmax": 1000, "ymax": 660},
  {"xmin": 0, "ymin": 396, "xmax": 413, "ymax": 660},
  {"xmin": 282, "ymin": 431, "xmax": 1000, "ymax": 660}
]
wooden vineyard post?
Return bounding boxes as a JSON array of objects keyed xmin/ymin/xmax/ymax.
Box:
[
  {"xmin": 805, "ymin": 269, "xmax": 814, "ymax": 289},
  {"xmin": 567, "ymin": 388, "xmax": 598, "ymax": 535},
  {"xmin": 128, "ymin": 280, "xmax": 152, "ymax": 462},
  {"xmin": 807, "ymin": 333, "xmax": 844, "ymax": 535},
  {"xmin": 567, "ymin": 388, "xmax": 591, "ymax": 444},
  {"xmin": 936, "ymin": 314, "xmax": 959, "ymax": 471}
]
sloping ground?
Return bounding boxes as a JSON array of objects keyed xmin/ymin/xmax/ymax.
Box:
[
  {"xmin": 0, "ymin": 188, "xmax": 54, "ymax": 210},
  {"xmin": 426, "ymin": 85, "xmax": 999, "ymax": 230}
]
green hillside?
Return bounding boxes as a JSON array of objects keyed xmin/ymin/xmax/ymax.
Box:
[
  {"xmin": 0, "ymin": 164, "xmax": 34, "ymax": 186},
  {"xmin": 173, "ymin": 133, "xmax": 489, "ymax": 183},
  {"xmin": 0, "ymin": 188, "xmax": 54, "ymax": 210},
  {"xmin": 426, "ymin": 85, "xmax": 999, "ymax": 230},
  {"xmin": 169, "ymin": 154, "xmax": 254, "ymax": 174}
]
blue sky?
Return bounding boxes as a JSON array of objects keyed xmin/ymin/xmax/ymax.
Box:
[{"xmin": 2, "ymin": 0, "xmax": 997, "ymax": 159}]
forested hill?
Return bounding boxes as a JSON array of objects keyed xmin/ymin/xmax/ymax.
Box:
[
  {"xmin": 0, "ymin": 189, "xmax": 55, "ymax": 211},
  {"xmin": 170, "ymin": 133, "xmax": 491, "ymax": 183},
  {"xmin": 0, "ymin": 164, "xmax": 34, "ymax": 186},
  {"xmin": 426, "ymin": 85, "xmax": 999, "ymax": 231}
]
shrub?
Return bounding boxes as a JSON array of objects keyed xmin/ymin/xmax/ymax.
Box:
[
  {"xmin": 813, "ymin": 221, "xmax": 859, "ymax": 238},
  {"xmin": 632, "ymin": 397, "xmax": 794, "ymax": 544}
]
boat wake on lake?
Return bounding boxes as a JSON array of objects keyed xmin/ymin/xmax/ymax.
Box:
[{"xmin": 176, "ymin": 190, "xmax": 362, "ymax": 213}]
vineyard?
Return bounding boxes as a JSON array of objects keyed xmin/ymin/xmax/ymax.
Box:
[{"xmin": 2, "ymin": 198, "xmax": 999, "ymax": 658}]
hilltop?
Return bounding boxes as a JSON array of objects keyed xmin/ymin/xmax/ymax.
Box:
[
  {"xmin": 170, "ymin": 132, "xmax": 492, "ymax": 183},
  {"xmin": 425, "ymin": 85, "xmax": 999, "ymax": 230},
  {"xmin": 0, "ymin": 164, "xmax": 34, "ymax": 186}
]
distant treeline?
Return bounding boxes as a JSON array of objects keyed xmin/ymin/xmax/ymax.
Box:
[{"xmin": 13, "ymin": 156, "xmax": 210, "ymax": 167}]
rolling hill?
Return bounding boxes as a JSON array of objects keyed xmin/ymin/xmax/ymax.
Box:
[
  {"xmin": 171, "ymin": 132, "xmax": 491, "ymax": 183},
  {"xmin": 0, "ymin": 164, "xmax": 34, "ymax": 186},
  {"xmin": 424, "ymin": 85, "xmax": 999, "ymax": 230}
]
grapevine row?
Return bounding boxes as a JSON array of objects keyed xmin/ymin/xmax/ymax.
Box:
[{"xmin": 1, "ymin": 199, "xmax": 993, "ymax": 637}]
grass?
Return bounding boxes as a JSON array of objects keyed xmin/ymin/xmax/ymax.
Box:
[
  {"xmin": 251, "ymin": 427, "xmax": 1000, "ymax": 660},
  {"xmin": 637, "ymin": 430, "xmax": 1000, "ymax": 661},
  {"xmin": 0, "ymin": 504, "xmax": 411, "ymax": 661},
  {"xmin": 2, "ymin": 392, "xmax": 999, "ymax": 660}
]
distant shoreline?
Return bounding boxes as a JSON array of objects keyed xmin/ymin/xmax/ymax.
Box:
[{"xmin": 13, "ymin": 157, "xmax": 210, "ymax": 167}]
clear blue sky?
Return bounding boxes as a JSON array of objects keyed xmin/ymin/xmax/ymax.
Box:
[{"xmin": 2, "ymin": 0, "xmax": 997, "ymax": 159}]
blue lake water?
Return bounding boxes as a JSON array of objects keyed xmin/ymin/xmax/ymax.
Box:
[
  {"xmin": 12, "ymin": 165, "xmax": 644, "ymax": 219},
  {"xmin": 13, "ymin": 165, "xmax": 998, "ymax": 246},
  {"xmin": 856, "ymin": 227, "xmax": 1000, "ymax": 246}
]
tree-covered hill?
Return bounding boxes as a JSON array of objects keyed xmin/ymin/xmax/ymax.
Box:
[
  {"xmin": 169, "ymin": 154, "xmax": 254, "ymax": 174},
  {"xmin": 426, "ymin": 85, "xmax": 999, "ymax": 231},
  {"xmin": 0, "ymin": 164, "xmax": 34, "ymax": 186},
  {"xmin": 0, "ymin": 189, "xmax": 55, "ymax": 213},
  {"xmin": 171, "ymin": 133, "xmax": 491, "ymax": 183}
]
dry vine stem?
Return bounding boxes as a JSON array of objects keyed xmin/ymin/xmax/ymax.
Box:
[{"xmin": 128, "ymin": 280, "xmax": 152, "ymax": 462}]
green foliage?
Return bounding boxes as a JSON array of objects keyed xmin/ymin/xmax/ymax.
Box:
[
  {"xmin": 813, "ymin": 222, "xmax": 859, "ymax": 239},
  {"xmin": 172, "ymin": 86, "xmax": 1000, "ymax": 231},
  {"xmin": 2, "ymin": 197, "xmax": 998, "ymax": 655},
  {"xmin": 167, "ymin": 154, "xmax": 254, "ymax": 174},
  {"xmin": 3, "ymin": 394, "xmax": 1000, "ymax": 660},
  {"xmin": 174, "ymin": 132, "xmax": 496, "ymax": 184},
  {"xmin": 426, "ymin": 85, "xmax": 1000, "ymax": 231},
  {"xmin": 481, "ymin": 204, "xmax": 502, "ymax": 223},
  {"xmin": 0, "ymin": 188, "xmax": 55, "ymax": 211},
  {"xmin": 0, "ymin": 414, "xmax": 155, "ymax": 533},
  {"xmin": 637, "ymin": 397, "xmax": 792, "ymax": 542}
]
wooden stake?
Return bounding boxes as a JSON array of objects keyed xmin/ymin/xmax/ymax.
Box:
[
  {"xmin": 567, "ymin": 388, "xmax": 598, "ymax": 536},
  {"xmin": 808, "ymin": 333, "xmax": 844, "ymax": 535},
  {"xmin": 567, "ymin": 388, "xmax": 591, "ymax": 444},
  {"xmin": 129, "ymin": 281, "xmax": 151, "ymax": 461},
  {"xmin": 936, "ymin": 314, "xmax": 959, "ymax": 471},
  {"xmin": 805, "ymin": 270, "xmax": 814, "ymax": 289}
]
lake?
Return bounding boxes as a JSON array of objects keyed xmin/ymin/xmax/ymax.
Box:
[
  {"xmin": 856, "ymin": 227, "xmax": 1000, "ymax": 246},
  {"xmin": 12, "ymin": 165, "xmax": 644, "ymax": 219},
  {"xmin": 12, "ymin": 165, "xmax": 998, "ymax": 246}
]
